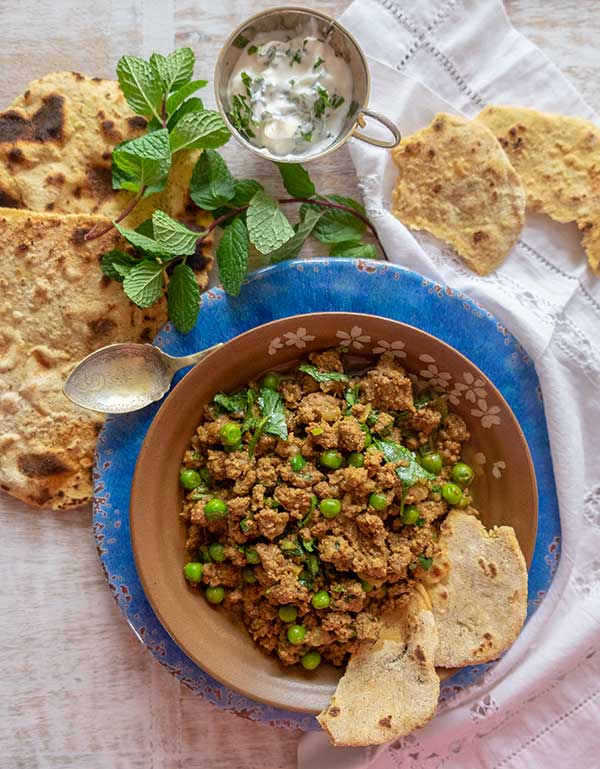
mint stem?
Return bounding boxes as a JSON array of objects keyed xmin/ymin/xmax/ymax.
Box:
[
  {"xmin": 84, "ymin": 186, "xmax": 148, "ymax": 241},
  {"xmin": 279, "ymin": 198, "xmax": 387, "ymax": 260},
  {"xmin": 195, "ymin": 198, "xmax": 388, "ymax": 260},
  {"xmin": 160, "ymin": 95, "xmax": 167, "ymax": 128}
]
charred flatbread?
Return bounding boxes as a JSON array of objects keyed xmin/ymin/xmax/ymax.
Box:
[
  {"xmin": 0, "ymin": 208, "xmax": 172, "ymax": 509},
  {"xmin": 0, "ymin": 71, "xmax": 209, "ymax": 232},
  {"xmin": 426, "ymin": 510, "xmax": 527, "ymax": 668},
  {"xmin": 391, "ymin": 112, "xmax": 525, "ymax": 275},
  {"xmin": 477, "ymin": 104, "xmax": 600, "ymax": 271},
  {"xmin": 317, "ymin": 592, "xmax": 439, "ymax": 746}
]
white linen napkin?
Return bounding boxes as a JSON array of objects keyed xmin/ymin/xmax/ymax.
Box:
[{"xmin": 298, "ymin": 1, "xmax": 600, "ymax": 767}]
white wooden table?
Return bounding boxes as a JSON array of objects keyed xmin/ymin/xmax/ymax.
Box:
[{"xmin": 1, "ymin": 2, "xmax": 599, "ymax": 767}]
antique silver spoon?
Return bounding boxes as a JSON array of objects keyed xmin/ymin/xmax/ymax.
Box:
[{"xmin": 63, "ymin": 342, "xmax": 222, "ymax": 414}]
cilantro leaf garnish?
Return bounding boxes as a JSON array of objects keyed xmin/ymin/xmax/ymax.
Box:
[
  {"xmin": 373, "ymin": 438, "xmax": 435, "ymax": 492},
  {"xmin": 298, "ymin": 363, "xmax": 350, "ymax": 383}
]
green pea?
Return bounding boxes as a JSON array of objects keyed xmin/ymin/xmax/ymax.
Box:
[
  {"xmin": 219, "ymin": 422, "xmax": 242, "ymax": 447},
  {"xmin": 246, "ymin": 548, "xmax": 261, "ymax": 564},
  {"xmin": 347, "ymin": 452, "xmax": 365, "ymax": 468},
  {"xmin": 452, "ymin": 462, "xmax": 474, "ymax": 487},
  {"xmin": 262, "ymin": 372, "xmax": 280, "ymax": 390},
  {"xmin": 208, "ymin": 542, "xmax": 225, "ymax": 562},
  {"xmin": 368, "ymin": 492, "xmax": 389, "ymax": 511},
  {"xmin": 179, "ymin": 467, "xmax": 202, "ymax": 490},
  {"xmin": 312, "ymin": 590, "xmax": 330, "ymax": 609},
  {"xmin": 319, "ymin": 498, "xmax": 341, "ymax": 518},
  {"xmin": 204, "ymin": 498, "xmax": 228, "ymax": 520},
  {"xmin": 290, "ymin": 454, "xmax": 307, "ymax": 472},
  {"xmin": 421, "ymin": 452, "xmax": 443, "ymax": 474},
  {"xmin": 361, "ymin": 580, "xmax": 374, "ymax": 592},
  {"xmin": 278, "ymin": 605, "xmax": 298, "ymax": 623},
  {"xmin": 287, "ymin": 624, "xmax": 306, "ymax": 645},
  {"xmin": 301, "ymin": 651, "xmax": 321, "ymax": 670},
  {"xmin": 242, "ymin": 565, "xmax": 257, "ymax": 584},
  {"xmin": 442, "ymin": 482, "xmax": 463, "ymax": 505},
  {"xmin": 183, "ymin": 562, "xmax": 203, "ymax": 582},
  {"xmin": 205, "ymin": 585, "xmax": 225, "ymax": 604},
  {"xmin": 320, "ymin": 449, "xmax": 344, "ymax": 470},
  {"xmin": 402, "ymin": 505, "xmax": 420, "ymax": 525}
]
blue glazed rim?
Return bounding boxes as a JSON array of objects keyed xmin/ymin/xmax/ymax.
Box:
[{"xmin": 93, "ymin": 258, "xmax": 561, "ymax": 731}]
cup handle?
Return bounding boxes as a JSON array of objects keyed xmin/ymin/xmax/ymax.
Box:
[{"xmin": 352, "ymin": 108, "xmax": 402, "ymax": 149}]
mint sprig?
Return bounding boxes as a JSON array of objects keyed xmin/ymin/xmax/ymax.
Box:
[{"xmin": 96, "ymin": 46, "xmax": 386, "ymax": 335}]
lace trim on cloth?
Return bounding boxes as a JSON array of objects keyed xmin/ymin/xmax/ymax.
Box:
[{"xmin": 381, "ymin": 647, "xmax": 599, "ymax": 768}]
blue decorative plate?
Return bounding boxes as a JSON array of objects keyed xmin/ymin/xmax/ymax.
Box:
[{"xmin": 93, "ymin": 259, "xmax": 560, "ymax": 731}]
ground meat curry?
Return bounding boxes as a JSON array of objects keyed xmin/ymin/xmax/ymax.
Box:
[{"xmin": 179, "ymin": 348, "xmax": 476, "ymax": 671}]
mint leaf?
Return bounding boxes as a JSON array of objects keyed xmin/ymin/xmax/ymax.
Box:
[
  {"xmin": 166, "ymin": 79, "xmax": 208, "ymax": 114},
  {"xmin": 166, "ymin": 97, "xmax": 204, "ymax": 130},
  {"xmin": 135, "ymin": 218, "xmax": 155, "ymax": 239},
  {"xmin": 217, "ymin": 218, "xmax": 249, "ymax": 296},
  {"xmin": 246, "ymin": 191, "xmax": 294, "ymax": 254},
  {"xmin": 152, "ymin": 210, "xmax": 199, "ymax": 255},
  {"xmin": 231, "ymin": 179, "xmax": 263, "ymax": 206},
  {"xmin": 277, "ymin": 163, "xmax": 315, "ymax": 199},
  {"xmin": 122, "ymin": 260, "xmax": 164, "ymax": 308},
  {"xmin": 189, "ymin": 149, "xmax": 236, "ymax": 210},
  {"xmin": 268, "ymin": 208, "xmax": 322, "ymax": 263},
  {"xmin": 258, "ymin": 387, "xmax": 288, "ymax": 441},
  {"xmin": 116, "ymin": 55, "xmax": 163, "ymax": 121},
  {"xmin": 101, "ymin": 250, "xmax": 138, "ymax": 282},
  {"xmin": 373, "ymin": 438, "xmax": 434, "ymax": 492},
  {"xmin": 297, "ymin": 363, "xmax": 349, "ymax": 383},
  {"xmin": 330, "ymin": 241, "xmax": 377, "ymax": 259},
  {"xmin": 301, "ymin": 195, "xmax": 366, "ymax": 244},
  {"xmin": 112, "ymin": 129, "xmax": 171, "ymax": 195},
  {"xmin": 167, "ymin": 263, "xmax": 200, "ymax": 333},
  {"xmin": 150, "ymin": 48, "xmax": 195, "ymax": 93},
  {"xmin": 169, "ymin": 110, "xmax": 230, "ymax": 152},
  {"xmin": 114, "ymin": 222, "xmax": 169, "ymax": 257}
]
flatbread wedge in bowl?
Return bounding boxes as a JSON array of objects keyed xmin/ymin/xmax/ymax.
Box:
[
  {"xmin": 425, "ymin": 510, "xmax": 528, "ymax": 668},
  {"xmin": 317, "ymin": 591, "xmax": 440, "ymax": 746}
]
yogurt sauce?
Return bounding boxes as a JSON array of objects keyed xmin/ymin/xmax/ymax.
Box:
[{"xmin": 227, "ymin": 27, "xmax": 355, "ymax": 158}]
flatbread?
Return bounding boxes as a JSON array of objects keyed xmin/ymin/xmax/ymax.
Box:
[
  {"xmin": 0, "ymin": 71, "xmax": 210, "ymax": 231},
  {"xmin": 426, "ymin": 510, "xmax": 527, "ymax": 668},
  {"xmin": 391, "ymin": 112, "xmax": 525, "ymax": 275},
  {"xmin": 477, "ymin": 105, "xmax": 600, "ymax": 271},
  {"xmin": 317, "ymin": 592, "xmax": 439, "ymax": 746},
  {"xmin": 0, "ymin": 208, "xmax": 172, "ymax": 510}
]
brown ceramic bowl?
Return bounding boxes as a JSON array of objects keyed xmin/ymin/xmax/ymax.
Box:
[{"xmin": 130, "ymin": 312, "xmax": 537, "ymax": 714}]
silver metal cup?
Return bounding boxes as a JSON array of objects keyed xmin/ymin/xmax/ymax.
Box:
[{"xmin": 214, "ymin": 6, "xmax": 401, "ymax": 163}]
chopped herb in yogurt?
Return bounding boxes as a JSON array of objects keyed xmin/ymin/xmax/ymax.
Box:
[{"xmin": 227, "ymin": 28, "xmax": 354, "ymax": 157}]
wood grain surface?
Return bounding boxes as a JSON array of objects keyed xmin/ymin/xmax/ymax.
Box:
[{"xmin": 1, "ymin": 2, "xmax": 599, "ymax": 768}]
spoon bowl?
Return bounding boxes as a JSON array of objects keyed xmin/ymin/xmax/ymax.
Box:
[{"xmin": 63, "ymin": 342, "xmax": 222, "ymax": 414}]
